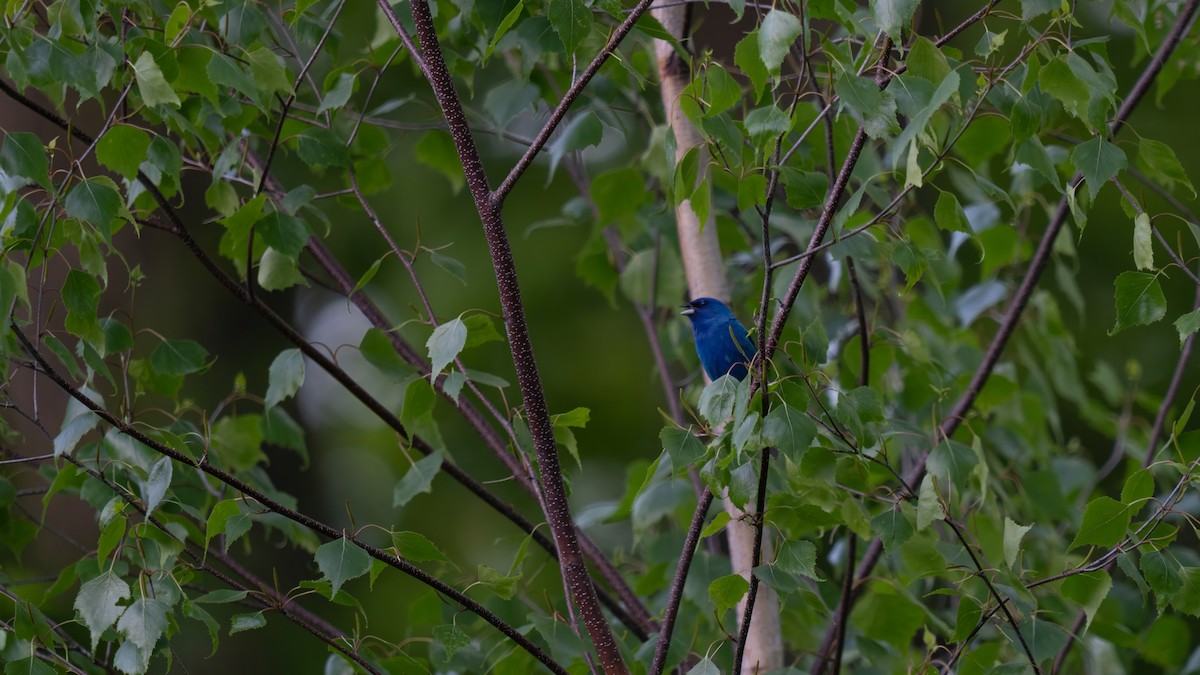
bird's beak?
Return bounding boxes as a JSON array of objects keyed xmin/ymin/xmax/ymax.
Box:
[{"xmin": 679, "ymin": 303, "xmax": 695, "ymax": 316}]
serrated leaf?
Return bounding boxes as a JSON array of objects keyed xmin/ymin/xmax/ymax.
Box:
[
  {"xmin": 427, "ymin": 317, "xmax": 467, "ymax": 379},
  {"xmin": 229, "ymin": 611, "xmax": 266, "ymax": 634},
  {"xmin": 761, "ymin": 403, "xmax": 816, "ymax": 461},
  {"xmin": 140, "ymin": 456, "xmax": 172, "ymax": 516},
  {"xmin": 872, "ymin": 0, "xmax": 920, "ymax": 42},
  {"xmin": 775, "ymin": 540, "xmax": 825, "ymax": 581},
  {"xmin": 757, "ymin": 10, "xmax": 802, "ymax": 77},
  {"xmin": 1, "ymin": 131, "xmax": 50, "ymax": 189},
  {"xmin": 394, "ymin": 450, "xmax": 443, "ymax": 507},
  {"xmin": 916, "ymin": 473, "xmax": 944, "ymax": 531},
  {"xmin": 132, "ymin": 51, "xmax": 180, "ymax": 107},
  {"xmin": 1109, "ymin": 271, "xmax": 1166, "ymax": 335},
  {"xmin": 96, "ymin": 125, "xmax": 151, "ymax": 181},
  {"xmin": 1072, "ymin": 135, "xmax": 1127, "ymax": 198},
  {"xmin": 1138, "ymin": 137, "xmax": 1195, "ymax": 198},
  {"xmin": 149, "ymin": 339, "xmax": 209, "ymax": 376},
  {"xmin": 1003, "ymin": 517, "xmax": 1033, "ymax": 568},
  {"xmin": 708, "ymin": 574, "xmax": 749, "ymax": 615},
  {"xmin": 698, "ymin": 375, "xmax": 738, "ymax": 424},
  {"xmin": 65, "ymin": 177, "xmax": 122, "ymax": 240},
  {"xmin": 1061, "ymin": 571, "xmax": 1112, "ymax": 631},
  {"xmin": 1175, "ymin": 309, "xmax": 1200, "ymax": 345},
  {"xmin": 315, "ymin": 537, "xmax": 371, "ymax": 596},
  {"xmin": 265, "ymin": 348, "xmax": 305, "ymax": 409},
  {"xmin": 1070, "ymin": 496, "xmax": 1132, "ymax": 550},
  {"xmin": 660, "ymin": 426, "xmax": 705, "ymax": 471},
  {"xmin": 117, "ymin": 597, "xmax": 169, "ymax": 653},
  {"xmin": 392, "ymin": 531, "xmax": 451, "ymax": 564},
  {"xmin": 547, "ymin": 0, "xmax": 591, "ymax": 54},
  {"xmin": 74, "ymin": 571, "xmax": 130, "ymax": 648}
]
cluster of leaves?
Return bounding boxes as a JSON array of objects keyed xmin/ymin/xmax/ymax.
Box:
[{"xmin": 1, "ymin": 0, "xmax": 1200, "ymax": 673}]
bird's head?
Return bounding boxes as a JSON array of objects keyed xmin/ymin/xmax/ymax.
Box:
[{"xmin": 679, "ymin": 297, "xmax": 733, "ymax": 323}]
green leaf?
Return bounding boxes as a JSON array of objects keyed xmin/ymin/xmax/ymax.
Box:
[
  {"xmin": 1021, "ymin": 0, "xmax": 1059, "ymax": 20},
  {"xmin": 1132, "ymin": 212, "xmax": 1154, "ymax": 271},
  {"xmin": 1, "ymin": 131, "xmax": 51, "ymax": 189},
  {"xmin": 117, "ymin": 597, "xmax": 169, "ymax": 653},
  {"xmin": 781, "ymin": 169, "xmax": 829, "ymax": 211},
  {"xmin": 698, "ymin": 375, "xmax": 739, "ymax": 425},
  {"xmin": 660, "ymin": 426, "xmax": 706, "ymax": 471},
  {"xmin": 394, "ymin": 450, "xmax": 443, "ymax": 507},
  {"xmin": 258, "ymin": 248, "xmax": 306, "ymax": 291},
  {"xmin": 547, "ymin": 0, "xmax": 591, "ymax": 54},
  {"xmin": 229, "ymin": 611, "xmax": 266, "ymax": 634},
  {"xmin": 743, "ymin": 105, "xmax": 790, "ymax": 145},
  {"xmin": 359, "ymin": 328, "xmax": 414, "ymax": 379},
  {"xmin": 1061, "ymin": 570, "xmax": 1112, "ymax": 631},
  {"xmin": 247, "ymin": 46, "xmax": 291, "ymax": 98},
  {"xmin": 1072, "ymin": 135, "xmax": 1127, "ymax": 199},
  {"xmin": 315, "ymin": 537, "xmax": 371, "ymax": 596},
  {"xmin": 96, "ymin": 125, "xmax": 152, "ymax": 181},
  {"xmin": 1175, "ymin": 309, "xmax": 1200, "ymax": 345},
  {"xmin": 476, "ymin": 564, "xmax": 520, "ymax": 599},
  {"xmin": 62, "ymin": 267, "xmax": 102, "ymax": 338},
  {"xmin": 265, "ymin": 349, "xmax": 305, "ymax": 409},
  {"xmin": 1003, "ymin": 517, "xmax": 1033, "ymax": 568},
  {"xmin": 590, "ymin": 167, "xmax": 650, "ymax": 223},
  {"xmin": 433, "ymin": 624, "xmax": 470, "ymax": 662},
  {"xmin": 1138, "ymin": 138, "xmax": 1195, "ymax": 198},
  {"xmin": 295, "ymin": 128, "xmax": 350, "ymax": 170},
  {"xmin": 1109, "ymin": 271, "xmax": 1166, "ymax": 335},
  {"xmin": 906, "ymin": 36, "xmax": 951, "ymax": 84},
  {"xmin": 835, "ymin": 386, "xmax": 885, "ymax": 448},
  {"xmin": 97, "ymin": 514, "xmax": 126, "ymax": 562},
  {"xmin": 1171, "ymin": 567, "xmax": 1200, "ymax": 617},
  {"xmin": 916, "ymin": 473, "xmax": 944, "ymax": 531},
  {"xmin": 1039, "ymin": 56, "xmax": 1090, "ymax": 123},
  {"xmin": 872, "ymin": 0, "xmax": 920, "ymax": 42},
  {"xmin": 734, "ymin": 32, "xmax": 768, "ymax": 101},
  {"xmin": 775, "ymin": 540, "xmax": 825, "ymax": 581},
  {"xmin": 414, "ymin": 131, "xmax": 464, "ymax": 193},
  {"xmin": 149, "ymin": 339, "xmax": 209, "ymax": 376},
  {"xmin": 708, "ymin": 574, "xmax": 749, "ymax": 615},
  {"xmin": 1070, "ymin": 496, "xmax": 1132, "ymax": 550},
  {"xmin": 850, "ymin": 583, "xmax": 925, "ymax": 648},
  {"xmin": 934, "ymin": 191, "xmax": 971, "ymax": 233},
  {"xmin": 391, "ymin": 531, "xmax": 451, "ymax": 565},
  {"xmin": 427, "ymin": 317, "xmax": 467, "ymax": 378},
  {"xmin": 65, "ymin": 177, "xmax": 122, "ymax": 240},
  {"xmin": 132, "ymin": 51, "xmax": 180, "ymax": 107},
  {"xmin": 402, "ymin": 378, "xmax": 443, "ymax": 448},
  {"xmin": 761, "ymin": 403, "xmax": 816, "ymax": 461},
  {"xmin": 757, "ymin": 10, "xmax": 802, "ymax": 77},
  {"xmin": 317, "ymin": 72, "xmax": 356, "ymax": 114},
  {"xmin": 74, "ymin": 571, "xmax": 131, "ymax": 648},
  {"xmin": 835, "ymin": 74, "xmax": 898, "ymax": 139},
  {"xmin": 205, "ymin": 499, "xmax": 252, "ymax": 552},
  {"xmin": 873, "ymin": 507, "xmax": 914, "ymax": 555},
  {"xmin": 486, "ymin": 2, "xmax": 525, "ymax": 61},
  {"xmin": 140, "ymin": 456, "xmax": 172, "ymax": 516}
]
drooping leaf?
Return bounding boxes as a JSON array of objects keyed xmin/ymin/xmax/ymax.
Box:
[
  {"xmin": 427, "ymin": 317, "xmax": 468, "ymax": 379},
  {"xmin": 265, "ymin": 348, "xmax": 305, "ymax": 409},
  {"xmin": 547, "ymin": 0, "xmax": 591, "ymax": 54},
  {"xmin": 74, "ymin": 571, "xmax": 131, "ymax": 648},
  {"xmin": 393, "ymin": 450, "xmax": 443, "ymax": 508},
  {"xmin": 757, "ymin": 10, "xmax": 802, "ymax": 77},
  {"xmin": 1072, "ymin": 135, "xmax": 1127, "ymax": 199},
  {"xmin": 315, "ymin": 537, "xmax": 371, "ymax": 596}
]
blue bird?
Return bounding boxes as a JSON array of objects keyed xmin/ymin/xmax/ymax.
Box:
[{"xmin": 681, "ymin": 297, "xmax": 757, "ymax": 381}]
